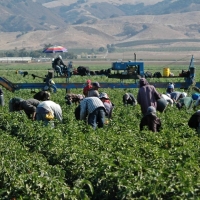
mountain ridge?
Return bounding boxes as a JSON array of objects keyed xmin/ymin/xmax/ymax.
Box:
[{"xmin": 0, "ymin": 0, "xmax": 200, "ymax": 51}]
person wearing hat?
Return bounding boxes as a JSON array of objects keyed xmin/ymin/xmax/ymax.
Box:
[
  {"xmin": 43, "ymin": 74, "xmax": 57, "ymax": 93},
  {"xmin": 52, "ymin": 55, "xmax": 65, "ymax": 76},
  {"xmin": 140, "ymin": 106, "xmax": 161, "ymax": 132},
  {"xmin": 166, "ymin": 83, "xmax": 174, "ymax": 95},
  {"xmin": 87, "ymin": 82, "xmax": 101, "ymax": 97},
  {"xmin": 77, "ymin": 96, "xmax": 107, "ymax": 129},
  {"xmin": 14, "ymin": 98, "xmax": 40, "ymax": 120},
  {"xmin": 123, "ymin": 93, "xmax": 137, "ymax": 106},
  {"xmin": 137, "ymin": 78, "xmax": 161, "ymax": 115},
  {"xmin": 99, "ymin": 92, "xmax": 114, "ymax": 119},
  {"xmin": 83, "ymin": 79, "xmax": 93, "ymax": 96},
  {"xmin": 36, "ymin": 95, "xmax": 62, "ymax": 127}
]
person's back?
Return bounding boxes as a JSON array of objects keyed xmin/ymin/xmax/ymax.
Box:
[
  {"xmin": 123, "ymin": 93, "xmax": 137, "ymax": 106},
  {"xmin": 140, "ymin": 106, "xmax": 161, "ymax": 132},
  {"xmin": 87, "ymin": 82, "xmax": 100, "ymax": 97},
  {"xmin": 137, "ymin": 78, "xmax": 161, "ymax": 115},
  {"xmin": 37, "ymin": 100, "xmax": 62, "ymax": 122}
]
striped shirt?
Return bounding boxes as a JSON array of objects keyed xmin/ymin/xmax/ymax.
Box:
[{"xmin": 80, "ymin": 97, "xmax": 106, "ymax": 120}]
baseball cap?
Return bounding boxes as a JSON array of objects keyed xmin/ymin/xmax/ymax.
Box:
[
  {"xmin": 146, "ymin": 106, "xmax": 156, "ymax": 115},
  {"xmin": 99, "ymin": 92, "xmax": 109, "ymax": 99},
  {"xmin": 86, "ymin": 79, "xmax": 91, "ymax": 84},
  {"xmin": 93, "ymin": 82, "xmax": 101, "ymax": 88}
]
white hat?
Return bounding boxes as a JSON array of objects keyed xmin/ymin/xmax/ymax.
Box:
[{"xmin": 99, "ymin": 92, "xmax": 109, "ymax": 99}]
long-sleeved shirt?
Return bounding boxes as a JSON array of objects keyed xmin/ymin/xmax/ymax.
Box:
[
  {"xmin": 123, "ymin": 93, "xmax": 137, "ymax": 105},
  {"xmin": 80, "ymin": 97, "xmax": 106, "ymax": 120},
  {"xmin": 87, "ymin": 89, "xmax": 99, "ymax": 97},
  {"xmin": 20, "ymin": 98, "xmax": 40, "ymax": 116},
  {"xmin": 137, "ymin": 84, "xmax": 161, "ymax": 115},
  {"xmin": 140, "ymin": 113, "xmax": 161, "ymax": 132},
  {"xmin": 36, "ymin": 100, "xmax": 62, "ymax": 122},
  {"xmin": 170, "ymin": 92, "xmax": 183, "ymax": 102}
]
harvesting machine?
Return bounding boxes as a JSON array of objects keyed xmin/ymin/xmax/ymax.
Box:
[{"xmin": 0, "ymin": 55, "xmax": 199, "ymax": 93}]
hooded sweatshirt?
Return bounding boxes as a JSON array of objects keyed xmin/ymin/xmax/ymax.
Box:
[{"xmin": 137, "ymin": 78, "xmax": 161, "ymax": 115}]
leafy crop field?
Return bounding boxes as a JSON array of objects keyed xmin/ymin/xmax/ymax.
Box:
[{"xmin": 0, "ymin": 61, "xmax": 200, "ymax": 199}]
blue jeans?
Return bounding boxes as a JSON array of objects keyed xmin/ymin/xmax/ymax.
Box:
[
  {"xmin": 50, "ymin": 84, "xmax": 57, "ymax": 93},
  {"xmin": 88, "ymin": 107, "xmax": 105, "ymax": 129},
  {"xmin": 55, "ymin": 65, "xmax": 63, "ymax": 75}
]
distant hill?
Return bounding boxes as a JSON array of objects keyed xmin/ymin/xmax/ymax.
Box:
[{"xmin": 0, "ymin": 0, "xmax": 200, "ymax": 51}]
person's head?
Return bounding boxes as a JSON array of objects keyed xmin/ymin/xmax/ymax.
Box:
[
  {"xmin": 139, "ymin": 78, "xmax": 149, "ymax": 87},
  {"xmin": 99, "ymin": 92, "xmax": 109, "ymax": 100},
  {"xmin": 92, "ymin": 82, "xmax": 101, "ymax": 89},
  {"xmin": 146, "ymin": 106, "xmax": 157, "ymax": 116},
  {"xmin": 86, "ymin": 79, "xmax": 91, "ymax": 85},
  {"xmin": 44, "ymin": 91, "xmax": 50, "ymax": 100},
  {"xmin": 168, "ymin": 83, "xmax": 174, "ymax": 89},
  {"xmin": 58, "ymin": 55, "xmax": 62, "ymax": 60}
]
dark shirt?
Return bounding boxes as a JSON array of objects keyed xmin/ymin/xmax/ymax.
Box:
[
  {"xmin": 53, "ymin": 57, "xmax": 65, "ymax": 66},
  {"xmin": 188, "ymin": 111, "xmax": 200, "ymax": 130},
  {"xmin": 140, "ymin": 114, "xmax": 161, "ymax": 132},
  {"xmin": 123, "ymin": 93, "xmax": 136, "ymax": 105},
  {"xmin": 20, "ymin": 99, "xmax": 40, "ymax": 117}
]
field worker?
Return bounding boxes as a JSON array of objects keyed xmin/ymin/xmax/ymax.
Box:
[
  {"xmin": 9, "ymin": 97, "xmax": 24, "ymax": 112},
  {"xmin": 36, "ymin": 93, "xmax": 62, "ymax": 127},
  {"xmin": 87, "ymin": 82, "xmax": 100, "ymax": 97},
  {"xmin": 170, "ymin": 91, "xmax": 187, "ymax": 102},
  {"xmin": 99, "ymin": 92, "xmax": 114, "ymax": 119},
  {"xmin": 140, "ymin": 106, "xmax": 161, "ymax": 132},
  {"xmin": 43, "ymin": 74, "xmax": 57, "ymax": 93},
  {"xmin": 33, "ymin": 90, "xmax": 51, "ymax": 101},
  {"xmin": 123, "ymin": 93, "xmax": 137, "ymax": 106},
  {"xmin": 0, "ymin": 88, "xmax": 4, "ymax": 106},
  {"xmin": 176, "ymin": 97, "xmax": 194, "ymax": 110},
  {"xmin": 137, "ymin": 78, "xmax": 161, "ymax": 115},
  {"xmin": 52, "ymin": 55, "xmax": 65, "ymax": 76},
  {"xmin": 83, "ymin": 79, "xmax": 93, "ymax": 96},
  {"xmin": 14, "ymin": 98, "xmax": 40, "ymax": 120},
  {"xmin": 79, "ymin": 97, "xmax": 107, "ymax": 129},
  {"xmin": 188, "ymin": 110, "xmax": 200, "ymax": 134},
  {"xmin": 161, "ymin": 94, "xmax": 173, "ymax": 106},
  {"xmin": 166, "ymin": 83, "xmax": 174, "ymax": 94}
]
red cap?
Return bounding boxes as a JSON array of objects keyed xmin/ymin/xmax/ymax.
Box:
[{"xmin": 86, "ymin": 79, "xmax": 91, "ymax": 83}]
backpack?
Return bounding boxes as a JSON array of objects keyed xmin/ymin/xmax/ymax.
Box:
[
  {"xmin": 145, "ymin": 71, "xmax": 152, "ymax": 78},
  {"xmin": 153, "ymin": 72, "xmax": 162, "ymax": 78}
]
